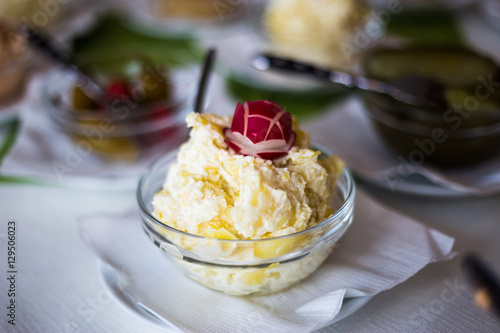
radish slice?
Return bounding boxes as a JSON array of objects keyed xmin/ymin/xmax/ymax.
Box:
[{"xmin": 224, "ymin": 101, "xmax": 296, "ymax": 160}]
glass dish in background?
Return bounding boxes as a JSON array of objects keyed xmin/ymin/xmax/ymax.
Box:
[
  {"xmin": 479, "ymin": 0, "xmax": 500, "ymax": 31},
  {"xmin": 44, "ymin": 56, "xmax": 197, "ymax": 164},
  {"xmin": 360, "ymin": 46, "xmax": 500, "ymax": 168},
  {"xmin": 0, "ymin": 0, "xmax": 82, "ymax": 30},
  {"xmin": 218, "ymin": 0, "xmax": 383, "ymax": 120},
  {"xmin": 152, "ymin": 0, "xmax": 248, "ymax": 21},
  {"xmin": 365, "ymin": 0, "xmax": 476, "ymax": 10},
  {"xmin": 134, "ymin": 0, "xmax": 265, "ymax": 36},
  {"xmin": 261, "ymin": 0, "xmax": 382, "ymax": 71},
  {"xmin": 0, "ymin": 26, "xmax": 33, "ymax": 113},
  {"xmin": 137, "ymin": 148, "xmax": 355, "ymax": 296}
]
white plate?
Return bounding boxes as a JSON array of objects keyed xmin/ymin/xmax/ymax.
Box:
[
  {"xmin": 100, "ymin": 262, "xmax": 373, "ymax": 330},
  {"xmin": 356, "ymin": 173, "xmax": 472, "ymax": 198}
]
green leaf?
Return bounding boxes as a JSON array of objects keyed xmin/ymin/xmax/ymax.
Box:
[
  {"xmin": 0, "ymin": 175, "xmax": 49, "ymax": 186},
  {"xmin": 0, "ymin": 117, "xmax": 20, "ymax": 167},
  {"xmin": 226, "ymin": 75, "xmax": 350, "ymax": 121},
  {"xmin": 71, "ymin": 14, "xmax": 203, "ymax": 67}
]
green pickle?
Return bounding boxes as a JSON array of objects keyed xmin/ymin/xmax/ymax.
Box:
[
  {"xmin": 140, "ymin": 66, "xmax": 171, "ymax": 104},
  {"xmin": 365, "ymin": 48, "xmax": 498, "ymax": 87},
  {"xmin": 72, "ymin": 87, "xmax": 98, "ymax": 110},
  {"xmin": 362, "ymin": 47, "xmax": 500, "ymax": 167}
]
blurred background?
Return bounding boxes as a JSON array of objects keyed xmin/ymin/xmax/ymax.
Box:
[{"xmin": 1, "ymin": 0, "xmax": 500, "ymax": 188}]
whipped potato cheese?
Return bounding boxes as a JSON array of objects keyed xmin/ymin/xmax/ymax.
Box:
[
  {"xmin": 264, "ymin": 0, "xmax": 369, "ymax": 68},
  {"xmin": 151, "ymin": 109, "xmax": 345, "ymax": 295},
  {"xmin": 153, "ymin": 112, "xmax": 343, "ymax": 240}
]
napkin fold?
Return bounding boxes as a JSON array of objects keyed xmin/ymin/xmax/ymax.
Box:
[
  {"xmin": 78, "ymin": 190, "xmax": 454, "ymax": 333},
  {"xmin": 303, "ymin": 98, "xmax": 500, "ymax": 196}
]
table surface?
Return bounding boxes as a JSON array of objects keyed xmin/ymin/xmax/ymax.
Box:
[{"xmin": 2, "ymin": 3, "xmax": 500, "ymax": 333}]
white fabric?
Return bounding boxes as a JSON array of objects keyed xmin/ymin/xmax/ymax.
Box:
[{"xmin": 78, "ymin": 190, "xmax": 454, "ymax": 333}]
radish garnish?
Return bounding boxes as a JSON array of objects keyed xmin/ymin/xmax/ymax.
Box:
[{"xmin": 224, "ymin": 101, "xmax": 296, "ymax": 160}]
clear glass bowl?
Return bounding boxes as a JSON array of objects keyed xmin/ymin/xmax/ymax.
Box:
[
  {"xmin": 44, "ymin": 57, "xmax": 197, "ymax": 163},
  {"xmin": 0, "ymin": 36, "xmax": 33, "ymax": 109},
  {"xmin": 363, "ymin": 93, "xmax": 500, "ymax": 167},
  {"xmin": 137, "ymin": 148, "xmax": 355, "ymax": 296},
  {"xmin": 361, "ymin": 46, "xmax": 500, "ymax": 167}
]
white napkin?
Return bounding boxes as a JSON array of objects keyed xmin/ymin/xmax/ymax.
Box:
[
  {"xmin": 2, "ymin": 73, "xmax": 187, "ymax": 190},
  {"xmin": 78, "ymin": 190, "xmax": 454, "ymax": 333},
  {"xmin": 304, "ymin": 97, "xmax": 500, "ymax": 196}
]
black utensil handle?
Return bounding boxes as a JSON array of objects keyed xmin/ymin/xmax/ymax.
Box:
[
  {"xmin": 462, "ymin": 253, "xmax": 500, "ymax": 316},
  {"xmin": 194, "ymin": 48, "xmax": 217, "ymax": 114},
  {"xmin": 252, "ymin": 54, "xmax": 356, "ymax": 88},
  {"xmin": 22, "ymin": 25, "xmax": 104, "ymax": 101},
  {"xmin": 21, "ymin": 25, "xmax": 73, "ymax": 67}
]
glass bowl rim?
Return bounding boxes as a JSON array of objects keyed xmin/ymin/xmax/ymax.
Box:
[
  {"xmin": 364, "ymin": 101, "xmax": 500, "ymax": 138},
  {"xmin": 0, "ymin": 47, "xmax": 33, "ymax": 75},
  {"xmin": 363, "ymin": 92, "xmax": 500, "ymax": 123},
  {"xmin": 43, "ymin": 56, "xmax": 199, "ymax": 136},
  {"xmin": 136, "ymin": 145, "xmax": 356, "ymax": 244},
  {"xmin": 360, "ymin": 45, "xmax": 500, "ymax": 121}
]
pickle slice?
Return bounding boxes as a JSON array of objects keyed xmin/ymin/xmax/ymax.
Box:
[
  {"xmin": 364, "ymin": 48, "xmax": 499, "ymax": 87},
  {"xmin": 71, "ymin": 134, "xmax": 140, "ymax": 162},
  {"xmin": 73, "ymin": 87, "xmax": 99, "ymax": 110}
]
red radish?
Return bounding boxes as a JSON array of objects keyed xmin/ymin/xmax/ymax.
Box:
[
  {"xmin": 106, "ymin": 81, "xmax": 132, "ymax": 101},
  {"xmin": 224, "ymin": 101, "xmax": 296, "ymax": 160}
]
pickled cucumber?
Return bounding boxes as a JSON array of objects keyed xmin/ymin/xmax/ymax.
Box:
[
  {"xmin": 71, "ymin": 134, "xmax": 140, "ymax": 162},
  {"xmin": 72, "ymin": 87, "xmax": 98, "ymax": 110},
  {"xmin": 361, "ymin": 46, "xmax": 500, "ymax": 167},
  {"xmin": 445, "ymin": 88, "xmax": 499, "ymax": 113},
  {"xmin": 364, "ymin": 48, "xmax": 499, "ymax": 87},
  {"xmin": 140, "ymin": 66, "xmax": 170, "ymax": 104}
]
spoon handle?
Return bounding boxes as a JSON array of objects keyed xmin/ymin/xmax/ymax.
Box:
[
  {"xmin": 194, "ymin": 48, "xmax": 217, "ymax": 113},
  {"xmin": 251, "ymin": 54, "xmax": 445, "ymax": 109},
  {"xmin": 252, "ymin": 53, "xmax": 390, "ymax": 90},
  {"xmin": 21, "ymin": 26, "xmax": 104, "ymax": 101}
]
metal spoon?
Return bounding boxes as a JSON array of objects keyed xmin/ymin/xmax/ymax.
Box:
[
  {"xmin": 21, "ymin": 25, "xmax": 104, "ymax": 102},
  {"xmin": 251, "ymin": 54, "xmax": 448, "ymax": 110}
]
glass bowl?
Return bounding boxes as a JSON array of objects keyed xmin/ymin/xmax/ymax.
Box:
[
  {"xmin": 0, "ymin": 27, "xmax": 33, "ymax": 110},
  {"xmin": 0, "ymin": 49, "xmax": 32, "ymax": 107},
  {"xmin": 137, "ymin": 148, "xmax": 355, "ymax": 296},
  {"xmin": 260, "ymin": 0, "xmax": 381, "ymax": 71},
  {"xmin": 361, "ymin": 46, "xmax": 500, "ymax": 167},
  {"xmin": 44, "ymin": 57, "xmax": 197, "ymax": 163}
]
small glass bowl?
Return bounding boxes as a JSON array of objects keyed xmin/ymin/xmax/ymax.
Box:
[
  {"xmin": 0, "ymin": 40, "xmax": 33, "ymax": 109},
  {"xmin": 137, "ymin": 148, "xmax": 355, "ymax": 296},
  {"xmin": 260, "ymin": 0, "xmax": 381, "ymax": 71},
  {"xmin": 364, "ymin": 94, "xmax": 500, "ymax": 167},
  {"xmin": 44, "ymin": 57, "xmax": 197, "ymax": 163},
  {"xmin": 361, "ymin": 47, "xmax": 500, "ymax": 167}
]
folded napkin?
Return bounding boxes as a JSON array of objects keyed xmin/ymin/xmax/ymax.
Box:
[
  {"xmin": 78, "ymin": 190, "xmax": 454, "ymax": 333},
  {"xmin": 303, "ymin": 97, "xmax": 500, "ymax": 196}
]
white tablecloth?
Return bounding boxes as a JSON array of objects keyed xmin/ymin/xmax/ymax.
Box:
[
  {"xmin": 1, "ymin": 182, "xmax": 500, "ymax": 333},
  {"xmin": 2, "ymin": 3, "xmax": 500, "ymax": 333}
]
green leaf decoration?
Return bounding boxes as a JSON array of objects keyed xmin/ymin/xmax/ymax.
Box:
[
  {"xmin": 0, "ymin": 117, "xmax": 20, "ymax": 167},
  {"xmin": 71, "ymin": 14, "xmax": 203, "ymax": 67},
  {"xmin": 226, "ymin": 75, "xmax": 350, "ymax": 121},
  {"xmin": 0, "ymin": 175, "xmax": 49, "ymax": 186}
]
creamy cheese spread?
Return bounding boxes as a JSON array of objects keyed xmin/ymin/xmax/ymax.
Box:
[
  {"xmin": 151, "ymin": 112, "xmax": 345, "ymax": 295},
  {"xmin": 264, "ymin": 0, "xmax": 370, "ymax": 68},
  {"xmin": 153, "ymin": 112, "xmax": 343, "ymax": 240}
]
